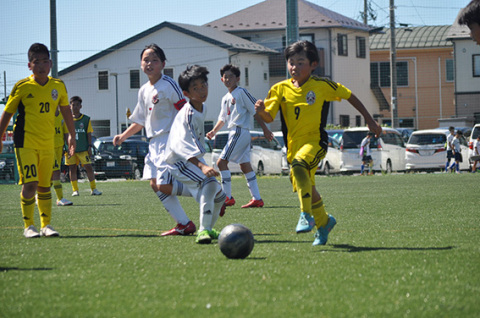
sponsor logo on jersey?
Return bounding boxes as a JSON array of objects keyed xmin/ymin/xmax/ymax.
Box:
[
  {"xmin": 152, "ymin": 94, "xmax": 159, "ymax": 104},
  {"xmin": 306, "ymin": 91, "xmax": 316, "ymax": 105},
  {"xmin": 51, "ymin": 89, "xmax": 59, "ymax": 101}
]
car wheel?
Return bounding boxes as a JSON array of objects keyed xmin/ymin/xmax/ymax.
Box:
[
  {"xmin": 324, "ymin": 162, "xmax": 331, "ymax": 176},
  {"xmin": 257, "ymin": 162, "xmax": 264, "ymax": 176},
  {"xmin": 385, "ymin": 160, "xmax": 392, "ymax": 174},
  {"xmin": 133, "ymin": 165, "xmax": 141, "ymax": 180}
]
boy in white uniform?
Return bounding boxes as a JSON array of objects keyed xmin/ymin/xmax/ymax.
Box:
[
  {"xmin": 360, "ymin": 132, "xmax": 374, "ymax": 175},
  {"xmin": 113, "ymin": 44, "xmax": 195, "ymax": 236},
  {"xmin": 165, "ymin": 65, "xmax": 226, "ymax": 244},
  {"xmin": 206, "ymin": 64, "xmax": 272, "ymax": 208},
  {"xmin": 445, "ymin": 126, "xmax": 455, "ymax": 172},
  {"xmin": 450, "ymin": 130, "xmax": 463, "ymax": 174}
]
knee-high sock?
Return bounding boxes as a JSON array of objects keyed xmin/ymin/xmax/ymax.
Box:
[
  {"xmin": 244, "ymin": 171, "xmax": 261, "ymax": 200},
  {"xmin": 71, "ymin": 180, "xmax": 79, "ymax": 192},
  {"xmin": 156, "ymin": 191, "xmax": 190, "ymax": 225},
  {"xmin": 212, "ymin": 189, "xmax": 226, "ymax": 227},
  {"xmin": 291, "ymin": 160, "xmax": 312, "ymax": 214},
  {"xmin": 89, "ymin": 180, "xmax": 97, "ymax": 191},
  {"xmin": 171, "ymin": 180, "xmax": 192, "ymax": 197},
  {"xmin": 52, "ymin": 180, "xmax": 63, "ymax": 200},
  {"xmin": 21, "ymin": 193, "xmax": 36, "ymax": 228},
  {"xmin": 37, "ymin": 191, "xmax": 52, "ymax": 228},
  {"xmin": 220, "ymin": 170, "xmax": 232, "ymax": 198},
  {"xmin": 312, "ymin": 198, "xmax": 329, "ymax": 229},
  {"xmin": 199, "ymin": 177, "xmax": 220, "ymax": 232}
]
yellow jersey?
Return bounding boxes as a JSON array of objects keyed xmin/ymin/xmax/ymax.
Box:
[
  {"xmin": 264, "ymin": 76, "xmax": 351, "ymax": 149},
  {"xmin": 54, "ymin": 111, "xmax": 66, "ymax": 148},
  {"xmin": 5, "ymin": 75, "xmax": 69, "ymax": 150}
]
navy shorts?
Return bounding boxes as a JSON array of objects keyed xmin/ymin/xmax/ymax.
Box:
[
  {"xmin": 454, "ymin": 152, "xmax": 463, "ymax": 162},
  {"xmin": 447, "ymin": 150, "xmax": 454, "ymax": 160}
]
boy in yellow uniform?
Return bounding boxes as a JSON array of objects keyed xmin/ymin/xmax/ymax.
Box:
[
  {"xmin": 256, "ymin": 41, "xmax": 382, "ymax": 245},
  {"xmin": 0, "ymin": 43, "xmax": 76, "ymax": 238}
]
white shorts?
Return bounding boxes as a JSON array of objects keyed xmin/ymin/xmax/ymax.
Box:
[
  {"xmin": 143, "ymin": 134, "xmax": 170, "ymax": 185},
  {"xmin": 219, "ymin": 127, "xmax": 251, "ymax": 164},
  {"xmin": 167, "ymin": 158, "xmax": 217, "ymax": 201}
]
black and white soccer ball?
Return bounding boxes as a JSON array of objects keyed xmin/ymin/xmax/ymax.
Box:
[{"xmin": 218, "ymin": 224, "xmax": 254, "ymax": 259}]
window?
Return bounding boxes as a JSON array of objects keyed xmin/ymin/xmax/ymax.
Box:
[
  {"xmin": 98, "ymin": 71, "xmax": 109, "ymax": 90},
  {"xmin": 339, "ymin": 115, "xmax": 350, "ymax": 127},
  {"xmin": 473, "ymin": 55, "xmax": 480, "ymax": 77},
  {"xmin": 130, "ymin": 70, "xmax": 140, "ymax": 89},
  {"xmin": 446, "ymin": 59, "xmax": 454, "ymax": 82},
  {"xmin": 163, "ymin": 68, "xmax": 174, "ymax": 78},
  {"xmin": 356, "ymin": 115, "xmax": 361, "ymax": 127},
  {"xmin": 338, "ymin": 34, "xmax": 348, "ymax": 56},
  {"xmin": 370, "ymin": 61, "xmax": 408, "ymax": 87},
  {"xmin": 244, "ymin": 67, "xmax": 249, "ymax": 86},
  {"xmin": 299, "ymin": 34, "xmax": 314, "ymax": 43},
  {"xmin": 356, "ymin": 37, "xmax": 366, "ymax": 58}
]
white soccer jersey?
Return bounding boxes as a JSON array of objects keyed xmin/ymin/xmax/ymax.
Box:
[
  {"xmin": 217, "ymin": 86, "xmax": 256, "ymax": 130},
  {"xmin": 129, "ymin": 75, "xmax": 186, "ymax": 138},
  {"xmin": 446, "ymin": 133, "xmax": 454, "ymax": 151},
  {"xmin": 165, "ymin": 102, "xmax": 207, "ymax": 165},
  {"xmin": 475, "ymin": 139, "xmax": 480, "ymax": 155},
  {"xmin": 452, "ymin": 137, "xmax": 461, "ymax": 152},
  {"xmin": 360, "ymin": 137, "xmax": 371, "ymax": 156}
]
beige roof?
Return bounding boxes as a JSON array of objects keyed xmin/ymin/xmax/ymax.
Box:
[
  {"xmin": 204, "ymin": 0, "xmax": 369, "ymax": 32},
  {"xmin": 446, "ymin": 9, "xmax": 471, "ymax": 40},
  {"xmin": 370, "ymin": 25, "xmax": 453, "ymax": 50}
]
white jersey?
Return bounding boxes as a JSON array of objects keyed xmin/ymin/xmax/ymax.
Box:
[
  {"xmin": 165, "ymin": 102, "xmax": 207, "ymax": 165},
  {"xmin": 446, "ymin": 133, "xmax": 455, "ymax": 151},
  {"xmin": 218, "ymin": 86, "xmax": 256, "ymax": 130},
  {"xmin": 452, "ymin": 136, "xmax": 461, "ymax": 152},
  {"xmin": 129, "ymin": 75, "xmax": 186, "ymax": 138},
  {"xmin": 475, "ymin": 139, "xmax": 480, "ymax": 155},
  {"xmin": 360, "ymin": 137, "xmax": 371, "ymax": 156}
]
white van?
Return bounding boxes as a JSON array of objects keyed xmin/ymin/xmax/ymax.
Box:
[{"xmin": 340, "ymin": 127, "xmax": 406, "ymax": 174}]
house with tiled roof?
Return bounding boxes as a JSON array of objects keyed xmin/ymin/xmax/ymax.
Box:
[
  {"xmin": 205, "ymin": 0, "xmax": 379, "ymax": 129},
  {"xmin": 446, "ymin": 14, "xmax": 480, "ymax": 127},
  {"xmin": 370, "ymin": 25, "xmax": 456, "ymax": 130},
  {"xmin": 59, "ymin": 22, "xmax": 276, "ymax": 136}
]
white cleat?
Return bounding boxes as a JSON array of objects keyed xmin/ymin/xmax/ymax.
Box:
[
  {"xmin": 24, "ymin": 225, "xmax": 40, "ymax": 238},
  {"xmin": 40, "ymin": 225, "xmax": 60, "ymax": 237},
  {"xmin": 57, "ymin": 198, "xmax": 73, "ymax": 206},
  {"xmin": 72, "ymin": 191, "xmax": 80, "ymax": 197}
]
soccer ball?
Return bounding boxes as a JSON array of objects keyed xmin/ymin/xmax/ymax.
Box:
[{"xmin": 218, "ymin": 224, "xmax": 254, "ymax": 259}]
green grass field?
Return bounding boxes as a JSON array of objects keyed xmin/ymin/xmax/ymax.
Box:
[{"xmin": 1, "ymin": 173, "xmax": 479, "ymax": 317}]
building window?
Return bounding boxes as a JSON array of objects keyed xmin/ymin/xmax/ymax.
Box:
[
  {"xmin": 339, "ymin": 115, "xmax": 350, "ymax": 127},
  {"xmin": 130, "ymin": 70, "xmax": 140, "ymax": 89},
  {"xmin": 98, "ymin": 71, "xmax": 109, "ymax": 90},
  {"xmin": 473, "ymin": 55, "xmax": 480, "ymax": 77},
  {"xmin": 163, "ymin": 68, "xmax": 174, "ymax": 78},
  {"xmin": 356, "ymin": 115, "xmax": 361, "ymax": 127},
  {"xmin": 244, "ymin": 67, "xmax": 249, "ymax": 86},
  {"xmin": 356, "ymin": 37, "xmax": 366, "ymax": 58},
  {"xmin": 300, "ymin": 34, "xmax": 314, "ymax": 43},
  {"xmin": 370, "ymin": 61, "xmax": 408, "ymax": 87},
  {"xmin": 338, "ymin": 34, "xmax": 348, "ymax": 56},
  {"xmin": 446, "ymin": 59, "xmax": 454, "ymax": 82}
]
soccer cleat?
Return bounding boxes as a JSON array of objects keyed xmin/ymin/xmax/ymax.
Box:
[
  {"xmin": 161, "ymin": 221, "xmax": 196, "ymax": 236},
  {"xmin": 40, "ymin": 225, "xmax": 60, "ymax": 237},
  {"xmin": 312, "ymin": 215, "xmax": 336, "ymax": 246},
  {"xmin": 208, "ymin": 229, "xmax": 221, "ymax": 240},
  {"xmin": 296, "ymin": 212, "xmax": 315, "ymax": 233},
  {"xmin": 241, "ymin": 199, "xmax": 264, "ymax": 208},
  {"xmin": 225, "ymin": 196, "xmax": 236, "ymax": 207},
  {"xmin": 57, "ymin": 198, "xmax": 73, "ymax": 206},
  {"xmin": 24, "ymin": 225, "xmax": 40, "ymax": 238},
  {"xmin": 220, "ymin": 203, "xmax": 227, "ymax": 217},
  {"xmin": 196, "ymin": 230, "xmax": 212, "ymax": 244},
  {"xmin": 91, "ymin": 189, "xmax": 102, "ymax": 196},
  {"xmin": 72, "ymin": 191, "xmax": 80, "ymax": 197}
]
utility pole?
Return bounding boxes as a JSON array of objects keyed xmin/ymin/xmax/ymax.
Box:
[
  {"xmin": 50, "ymin": 0, "xmax": 58, "ymax": 77},
  {"xmin": 286, "ymin": 0, "xmax": 299, "ymax": 78},
  {"xmin": 363, "ymin": 0, "xmax": 368, "ymax": 25},
  {"xmin": 389, "ymin": 0, "xmax": 398, "ymax": 128}
]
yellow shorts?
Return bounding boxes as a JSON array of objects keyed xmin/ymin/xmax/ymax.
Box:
[
  {"xmin": 288, "ymin": 140, "xmax": 327, "ymax": 188},
  {"xmin": 15, "ymin": 148, "xmax": 54, "ymax": 187},
  {"xmin": 53, "ymin": 146, "xmax": 65, "ymax": 171},
  {"xmin": 65, "ymin": 151, "xmax": 92, "ymax": 166}
]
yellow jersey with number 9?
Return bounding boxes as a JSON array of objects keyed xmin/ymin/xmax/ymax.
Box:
[
  {"xmin": 5, "ymin": 75, "xmax": 69, "ymax": 150},
  {"xmin": 264, "ymin": 76, "xmax": 351, "ymax": 148}
]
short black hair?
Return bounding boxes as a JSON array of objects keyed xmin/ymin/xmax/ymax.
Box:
[
  {"xmin": 284, "ymin": 40, "xmax": 319, "ymax": 64},
  {"xmin": 140, "ymin": 43, "xmax": 166, "ymax": 62},
  {"xmin": 220, "ymin": 64, "xmax": 240, "ymax": 77},
  {"xmin": 70, "ymin": 96, "xmax": 82, "ymax": 104},
  {"xmin": 449, "ymin": 126, "xmax": 455, "ymax": 131},
  {"xmin": 178, "ymin": 65, "xmax": 209, "ymax": 92},
  {"xmin": 28, "ymin": 43, "xmax": 50, "ymax": 62},
  {"xmin": 458, "ymin": 0, "xmax": 480, "ymax": 26}
]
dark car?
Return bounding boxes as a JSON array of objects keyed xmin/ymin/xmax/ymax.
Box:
[
  {"xmin": 93, "ymin": 136, "xmax": 149, "ymax": 180},
  {"xmin": 0, "ymin": 140, "xmax": 16, "ymax": 182}
]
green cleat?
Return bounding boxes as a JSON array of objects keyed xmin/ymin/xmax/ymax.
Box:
[
  {"xmin": 196, "ymin": 230, "xmax": 212, "ymax": 244},
  {"xmin": 208, "ymin": 229, "xmax": 220, "ymax": 239}
]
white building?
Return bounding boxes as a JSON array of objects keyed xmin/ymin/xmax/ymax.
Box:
[{"xmin": 59, "ymin": 22, "xmax": 276, "ymax": 137}]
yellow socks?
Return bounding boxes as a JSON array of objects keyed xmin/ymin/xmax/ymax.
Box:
[
  {"xmin": 20, "ymin": 193, "xmax": 35, "ymax": 228},
  {"xmin": 89, "ymin": 180, "xmax": 97, "ymax": 191},
  {"xmin": 37, "ymin": 191, "xmax": 52, "ymax": 228},
  {"xmin": 52, "ymin": 179, "xmax": 63, "ymax": 200},
  {"xmin": 291, "ymin": 160, "xmax": 312, "ymax": 214},
  {"xmin": 71, "ymin": 180, "xmax": 79, "ymax": 192},
  {"xmin": 312, "ymin": 198, "xmax": 329, "ymax": 228}
]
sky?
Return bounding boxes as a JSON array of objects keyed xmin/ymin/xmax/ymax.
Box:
[{"xmin": 0, "ymin": 0, "xmax": 471, "ymax": 99}]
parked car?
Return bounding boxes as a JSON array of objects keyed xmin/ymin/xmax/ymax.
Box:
[
  {"xmin": 468, "ymin": 124, "xmax": 480, "ymax": 165},
  {"xmin": 0, "ymin": 141, "xmax": 15, "ymax": 181},
  {"xmin": 93, "ymin": 136, "xmax": 149, "ymax": 180},
  {"xmin": 340, "ymin": 127, "xmax": 406, "ymax": 174},
  {"xmin": 395, "ymin": 128, "xmax": 415, "ymax": 143},
  {"xmin": 211, "ymin": 131, "xmax": 284, "ymax": 175},
  {"xmin": 273, "ymin": 131, "xmax": 289, "ymax": 175},
  {"xmin": 405, "ymin": 129, "xmax": 470, "ymax": 172},
  {"xmin": 436, "ymin": 126, "xmax": 472, "ymax": 138},
  {"xmin": 317, "ymin": 136, "xmax": 341, "ymax": 175},
  {"xmin": 326, "ymin": 129, "xmax": 344, "ymax": 144}
]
